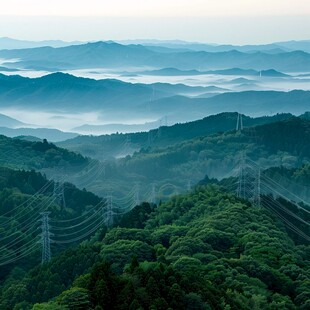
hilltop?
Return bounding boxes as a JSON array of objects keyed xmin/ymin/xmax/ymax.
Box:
[
  {"xmin": 58, "ymin": 112, "xmax": 300, "ymax": 160},
  {"xmin": 0, "ymin": 185, "xmax": 308, "ymax": 309},
  {"xmin": 0, "ymin": 73, "xmax": 309, "ymax": 124},
  {"xmin": 0, "ymin": 41, "xmax": 310, "ymax": 71},
  {"xmin": 0, "ymin": 134, "xmax": 87, "ymax": 170}
]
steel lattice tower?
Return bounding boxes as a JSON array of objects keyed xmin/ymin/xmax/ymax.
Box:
[{"xmin": 40, "ymin": 212, "xmax": 52, "ymax": 264}]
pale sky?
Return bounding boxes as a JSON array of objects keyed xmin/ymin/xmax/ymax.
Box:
[
  {"xmin": 2, "ymin": 0, "xmax": 310, "ymax": 17},
  {"xmin": 0, "ymin": 0, "xmax": 310, "ymax": 44}
]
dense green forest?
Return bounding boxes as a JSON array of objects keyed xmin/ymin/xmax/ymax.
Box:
[
  {"xmin": 78, "ymin": 117, "xmax": 310, "ymax": 198},
  {"xmin": 200, "ymin": 161, "xmax": 310, "ymax": 202},
  {"xmin": 58, "ymin": 112, "xmax": 297, "ymax": 160},
  {"xmin": 2, "ymin": 117, "xmax": 310, "ymax": 201},
  {"xmin": 0, "ymin": 185, "xmax": 309, "ymax": 309},
  {"xmin": 264, "ymin": 164, "xmax": 310, "ymax": 187},
  {"xmin": 0, "ymin": 167, "xmax": 103, "ymax": 283},
  {"xmin": 1, "ymin": 25, "xmax": 310, "ymax": 310},
  {"xmin": 1, "ymin": 113, "xmax": 310, "ymax": 309},
  {"xmin": 0, "ymin": 136, "xmax": 87, "ymax": 170}
]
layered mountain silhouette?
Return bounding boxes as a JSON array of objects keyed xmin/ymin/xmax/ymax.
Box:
[
  {"xmin": 140, "ymin": 67, "xmax": 289, "ymax": 77},
  {"xmin": 0, "ymin": 113, "xmax": 27, "ymax": 128},
  {"xmin": 0, "ymin": 41, "xmax": 309, "ymax": 71},
  {"xmin": 0, "ymin": 73, "xmax": 309, "ymax": 124}
]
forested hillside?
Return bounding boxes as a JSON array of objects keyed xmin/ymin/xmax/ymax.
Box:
[
  {"xmin": 0, "ymin": 135, "xmax": 87, "ymax": 170},
  {"xmin": 1, "ymin": 114, "xmax": 309, "ymax": 310},
  {"xmin": 0, "ymin": 186, "xmax": 309, "ymax": 309},
  {"xmin": 265, "ymin": 164, "xmax": 310, "ymax": 187},
  {"xmin": 58, "ymin": 112, "xmax": 296, "ymax": 160},
  {"xmin": 0, "ymin": 167, "xmax": 103, "ymax": 283},
  {"xmin": 44, "ymin": 117, "xmax": 310, "ymax": 200},
  {"xmin": 1, "ymin": 3, "xmax": 310, "ymax": 308},
  {"xmin": 2, "ymin": 117, "xmax": 310, "ymax": 201},
  {"xmin": 116, "ymin": 117, "xmax": 310, "ymax": 184}
]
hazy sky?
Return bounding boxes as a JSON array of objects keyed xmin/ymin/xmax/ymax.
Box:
[{"xmin": 1, "ymin": 0, "xmax": 310, "ymax": 44}]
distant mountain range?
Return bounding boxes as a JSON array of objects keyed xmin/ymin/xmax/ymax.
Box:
[
  {"xmin": 140, "ymin": 67, "xmax": 290, "ymax": 77},
  {"xmin": 142, "ymin": 90, "xmax": 310, "ymax": 123},
  {"xmin": 0, "ymin": 72, "xmax": 218, "ymax": 113},
  {"xmin": 0, "ymin": 113, "xmax": 26, "ymax": 128},
  {"xmin": 0, "ymin": 112, "xmax": 78, "ymax": 141},
  {"xmin": 0, "ymin": 66, "xmax": 16, "ymax": 72},
  {"xmin": 0, "ymin": 73, "xmax": 309, "ymax": 125},
  {"xmin": 0, "ymin": 127, "xmax": 78, "ymax": 142},
  {"xmin": 0, "ymin": 37, "xmax": 83, "ymax": 50},
  {"xmin": 0, "ymin": 72, "xmax": 165, "ymax": 112},
  {"xmin": 0, "ymin": 41, "xmax": 309, "ymax": 72},
  {"xmin": 2, "ymin": 37, "xmax": 310, "ymax": 53},
  {"xmin": 73, "ymin": 121, "xmax": 160, "ymax": 135},
  {"xmin": 120, "ymin": 39, "xmax": 310, "ymax": 53}
]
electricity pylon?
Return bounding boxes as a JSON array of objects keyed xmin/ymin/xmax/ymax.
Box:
[
  {"xmin": 236, "ymin": 113, "xmax": 243, "ymax": 131},
  {"xmin": 53, "ymin": 182, "xmax": 66, "ymax": 210},
  {"xmin": 40, "ymin": 212, "xmax": 52, "ymax": 264}
]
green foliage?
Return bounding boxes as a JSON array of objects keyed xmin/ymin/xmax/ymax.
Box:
[
  {"xmin": 1, "ymin": 115, "xmax": 310, "ymax": 309},
  {"xmin": 0, "ymin": 135, "xmax": 87, "ymax": 170},
  {"xmin": 49, "ymin": 117, "xmax": 310, "ymax": 202},
  {"xmin": 0, "ymin": 166, "xmax": 102, "ymax": 287},
  {"xmin": 118, "ymin": 202, "xmax": 155, "ymax": 229},
  {"xmin": 2, "ymin": 185, "xmax": 309, "ymax": 309},
  {"xmin": 57, "ymin": 287, "xmax": 91, "ymax": 309},
  {"xmin": 77, "ymin": 117, "xmax": 310, "ymax": 201},
  {"xmin": 32, "ymin": 302, "xmax": 65, "ymax": 309},
  {"xmin": 59, "ymin": 112, "xmax": 297, "ymax": 161},
  {"xmin": 100, "ymin": 239, "xmax": 155, "ymax": 273}
]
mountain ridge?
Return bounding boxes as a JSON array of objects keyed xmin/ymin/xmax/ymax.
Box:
[
  {"xmin": 0, "ymin": 41, "xmax": 309, "ymax": 71},
  {"xmin": 0, "ymin": 73, "xmax": 309, "ymax": 120}
]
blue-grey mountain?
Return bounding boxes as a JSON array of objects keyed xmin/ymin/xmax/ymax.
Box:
[{"xmin": 0, "ymin": 41, "xmax": 309, "ymax": 72}]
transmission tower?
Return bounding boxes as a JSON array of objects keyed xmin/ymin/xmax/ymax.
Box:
[
  {"xmin": 40, "ymin": 212, "xmax": 52, "ymax": 264},
  {"xmin": 236, "ymin": 113, "xmax": 244, "ymax": 131},
  {"xmin": 237, "ymin": 155, "xmax": 262, "ymax": 206},
  {"xmin": 53, "ymin": 182, "xmax": 66, "ymax": 210}
]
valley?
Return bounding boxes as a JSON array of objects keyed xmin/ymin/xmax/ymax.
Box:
[{"xmin": 0, "ymin": 36, "xmax": 309, "ymax": 310}]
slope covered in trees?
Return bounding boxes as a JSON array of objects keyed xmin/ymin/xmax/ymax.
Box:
[
  {"xmin": 0, "ymin": 185, "xmax": 309, "ymax": 309},
  {"xmin": 58, "ymin": 112, "xmax": 296, "ymax": 160},
  {"xmin": 54, "ymin": 117, "xmax": 310, "ymax": 200},
  {"xmin": 265, "ymin": 164, "xmax": 310, "ymax": 188},
  {"xmin": 115, "ymin": 117, "xmax": 310, "ymax": 185},
  {"xmin": 4, "ymin": 114, "xmax": 309, "ymax": 201},
  {"xmin": 0, "ymin": 135, "xmax": 87, "ymax": 170},
  {"xmin": 0, "ymin": 167, "xmax": 103, "ymax": 282}
]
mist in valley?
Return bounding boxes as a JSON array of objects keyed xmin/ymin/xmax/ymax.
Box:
[{"xmin": 1, "ymin": 1, "xmax": 310, "ymax": 308}]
